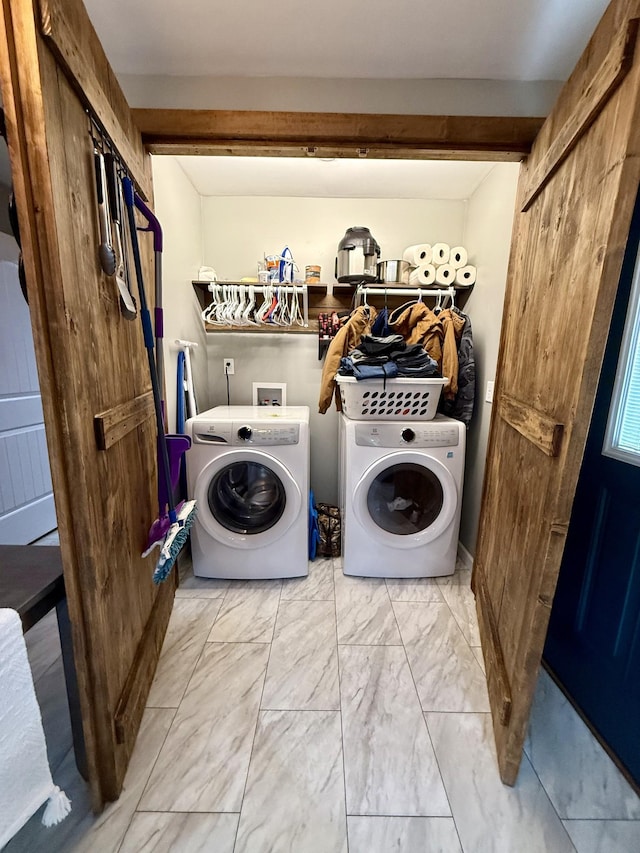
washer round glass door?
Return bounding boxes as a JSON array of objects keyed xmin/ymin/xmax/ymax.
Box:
[
  {"xmin": 353, "ymin": 451, "xmax": 457, "ymax": 548},
  {"xmin": 194, "ymin": 449, "xmax": 301, "ymax": 548}
]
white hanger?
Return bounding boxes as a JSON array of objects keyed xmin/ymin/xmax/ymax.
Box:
[
  {"xmin": 255, "ymin": 284, "xmax": 272, "ymax": 324},
  {"xmin": 289, "ymin": 284, "xmax": 304, "ymax": 326},
  {"xmin": 242, "ymin": 284, "xmax": 257, "ymax": 325}
]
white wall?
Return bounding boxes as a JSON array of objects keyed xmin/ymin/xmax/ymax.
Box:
[
  {"xmin": 122, "ymin": 75, "xmax": 561, "ymax": 117},
  {"xmin": 151, "ymin": 157, "xmax": 209, "ymax": 430},
  {"xmin": 207, "ymin": 334, "xmax": 339, "ymax": 504},
  {"xmin": 202, "ymin": 195, "xmax": 467, "ymax": 503},
  {"xmin": 158, "ymin": 167, "xmax": 520, "ymax": 520},
  {"xmin": 202, "ymin": 196, "xmax": 466, "ymax": 282},
  {"xmin": 458, "ymin": 162, "xmax": 520, "ymax": 555}
]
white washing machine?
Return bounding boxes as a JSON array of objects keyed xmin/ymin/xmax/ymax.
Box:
[
  {"xmin": 186, "ymin": 406, "xmax": 309, "ymax": 580},
  {"xmin": 339, "ymin": 414, "xmax": 465, "ymax": 578}
]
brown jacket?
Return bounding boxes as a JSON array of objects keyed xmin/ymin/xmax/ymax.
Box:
[
  {"xmin": 389, "ymin": 302, "xmax": 444, "ymax": 367},
  {"xmin": 439, "ymin": 308, "xmax": 466, "ymax": 399},
  {"xmin": 389, "ymin": 301, "xmax": 464, "ymax": 398},
  {"xmin": 318, "ymin": 305, "xmax": 377, "ymax": 413}
]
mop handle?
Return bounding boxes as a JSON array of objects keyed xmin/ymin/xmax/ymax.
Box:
[
  {"xmin": 122, "ymin": 177, "xmax": 176, "ymax": 523},
  {"xmin": 133, "ymin": 195, "xmax": 165, "ymax": 416}
]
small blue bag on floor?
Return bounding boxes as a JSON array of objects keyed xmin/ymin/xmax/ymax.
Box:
[{"xmin": 308, "ymin": 490, "xmax": 320, "ymax": 560}]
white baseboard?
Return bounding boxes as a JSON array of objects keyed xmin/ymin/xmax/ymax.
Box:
[{"xmin": 457, "ymin": 541, "xmax": 474, "ymax": 571}]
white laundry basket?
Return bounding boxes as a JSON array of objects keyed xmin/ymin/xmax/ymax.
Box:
[{"xmin": 336, "ymin": 375, "xmax": 447, "ymax": 420}]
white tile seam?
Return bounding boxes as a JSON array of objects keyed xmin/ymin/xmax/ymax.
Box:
[
  {"xmin": 146, "ymin": 600, "xmax": 223, "ymax": 711},
  {"xmin": 518, "ymin": 748, "xmax": 579, "ymax": 851},
  {"xmin": 231, "ymin": 577, "xmax": 283, "ymax": 850},
  {"xmin": 121, "ymin": 707, "xmax": 179, "ymax": 852},
  {"xmin": 332, "ymin": 556, "xmax": 351, "ymax": 852},
  {"xmin": 389, "ymin": 597, "xmax": 457, "ymax": 832}
]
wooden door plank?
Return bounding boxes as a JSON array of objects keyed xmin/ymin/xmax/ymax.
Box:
[
  {"xmin": 38, "ymin": 0, "xmax": 151, "ymax": 198},
  {"xmin": 474, "ymin": 0, "xmax": 640, "ymax": 786},
  {"xmin": 474, "ymin": 564, "xmax": 512, "ymax": 725},
  {"xmin": 521, "ymin": 18, "xmax": 638, "ymax": 212},
  {"xmin": 94, "ymin": 391, "xmax": 154, "ymax": 450},
  {"xmin": 0, "ymin": 0, "xmax": 103, "ymax": 808},
  {"xmin": 0, "ymin": 0, "xmax": 175, "ymax": 810},
  {"xmin": 498, "ymin": 394, "xmax": 564, "ymax": 457}
]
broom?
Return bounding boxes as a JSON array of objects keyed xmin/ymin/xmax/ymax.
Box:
[{"xmin": 122, "ymin": 176, "xmax": 197, "ymax": 583}]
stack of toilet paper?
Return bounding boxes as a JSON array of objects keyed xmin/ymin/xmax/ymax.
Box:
[{"xmin": 402, "ymin": 243, "xmax": 476, "ymax": 288}]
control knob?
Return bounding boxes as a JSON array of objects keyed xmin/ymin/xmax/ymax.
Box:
[
  {"xmin": 237, "ymin": 425, "xmax": 253, "ymax": 441},
  {"xmin": 401, "ymin": 427, "xmax": 415, "ymax": 443}
]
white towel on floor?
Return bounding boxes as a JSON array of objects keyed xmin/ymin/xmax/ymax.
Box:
[{"xmin": 0, "ymin": 608, "xmax": 71, "ymax": 846}]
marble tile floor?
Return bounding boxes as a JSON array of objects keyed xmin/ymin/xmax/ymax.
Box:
[{"xmin": 6, "ymin": 554, "xmax": 640, "ymax": 852}]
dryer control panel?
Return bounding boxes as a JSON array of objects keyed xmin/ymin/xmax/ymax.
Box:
[{"xmin": 355, "ymin": 422, "xmax": 460, "ymax": 448}]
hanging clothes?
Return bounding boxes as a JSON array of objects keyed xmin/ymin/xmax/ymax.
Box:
[
  {"xmin": 441, "ymin": 306, "xmax": 476, "ymax": 427},
  {"xmin": 318, "ymin": 304, "xmax": 377, "ymax": 413},
  {"xmin": 388, "ymin": 301, "xmax": 444, "ymax": 368},
  {"xmin": 371, "ymin": 306, "xmax": 391, "ymax": 337},
  {"xmin": 437, "ymin": 307, "xmax": 466, "ymax": 400}
]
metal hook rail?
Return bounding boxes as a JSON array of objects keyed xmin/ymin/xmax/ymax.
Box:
[{"xmin": 355, "ymin": 285, "xmax": 457, "ymax": 308}]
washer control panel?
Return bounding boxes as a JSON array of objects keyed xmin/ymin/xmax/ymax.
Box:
[
  {"xmin": 194, "ymin": 421, "xmax": 300, "ymax": 445},
  {"xmin": 355, "ymin": 421, "xmax": 459, "ymax": 448},
  {"xmin": 234, "ymin": 423, "xmax": 300, "ymax": 445}
]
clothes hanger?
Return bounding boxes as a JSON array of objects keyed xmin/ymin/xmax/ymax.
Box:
[
  {"xmin": 255, "ymin": 284, "xmax": 269, "ymax": 324},
  {"xmin": 234, "ymin": 284, "xmax": 247, "ymax": 325},
  {"xmin": 243, "ymin": 284, "xmax": 257, "ymax": 325},
  {"xmin": 289, "ymin": 284, "xmax": 303, "ymax": 326}
]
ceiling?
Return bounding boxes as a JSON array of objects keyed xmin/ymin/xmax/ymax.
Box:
[
  {"xmin": 0, "ymin": 1, "xmax": 610, "ymax": 196},
  {"xmin": 173, "ymin": 156, "xmax": 502, "ymax": 199},
  {"xmin": 84, "ymin": 0, "xmax": 608, "ymax": 82}
]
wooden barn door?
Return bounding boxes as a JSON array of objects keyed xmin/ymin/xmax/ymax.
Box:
[
  {"xmin": 0, "ymin": 0, "xmax": 173, "ymax": 809},
  {"xmin": 474, "ymin": 0, "xmax": 640, "ymax": 785}
]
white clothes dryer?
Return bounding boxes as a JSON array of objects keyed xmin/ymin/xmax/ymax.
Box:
[
  {"xmin": 339, "ymin": 414, "xmax": 465, "ymax": 578},
  {"xmin": 186, "ymin": 406, "xmax": 309, "ymax": 580}
]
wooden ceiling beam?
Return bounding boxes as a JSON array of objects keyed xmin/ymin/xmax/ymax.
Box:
[{"xmin": 133, "ymin": 108, "xmax": 543, "ymax": 160}]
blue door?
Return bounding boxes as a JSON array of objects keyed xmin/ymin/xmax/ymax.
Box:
[{"xmin": 544, "ymin": 194, "xmax": 640, "ymax": 788}]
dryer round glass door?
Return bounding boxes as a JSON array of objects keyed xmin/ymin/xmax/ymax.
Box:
[
  {"xmin": 194, "ymin": 449, "xmax": 302, "ymax": 548},
  {"xmin": 353, "ymin": 451, "xmax": 457, "ymax": 549}
]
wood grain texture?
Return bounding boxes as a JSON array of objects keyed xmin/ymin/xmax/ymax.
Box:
[
  {"xmin": 474, "ymin": 565, "xmax": 512, "ymax": 727},
  {"xmin": 0, "ymin": 0, "xmax": 170, "ymax": 810},
  {"xmin": 134, "ymin": 109, "xmax": 543, "ymax": 159},
  {"xmin": 474, "ymin": 0, "xmax": 640, "ymax": 787},
  {"xmin": 113, "ymin": 580, "xmax": 175, "ymax": 745},
  {"xmin": 498, "ymin": 393, "xmax": 564, "ymax": 457},
  {"xmin": 94, "ymin": 391, "xmax": 154, "ymax": 450},
  {"xmin": 38, "ymin": 0, "xmax": 151, "ymax": 198},
  {"xmin": 522, "ymin": 18, "xmax": 638, "ymax": 211}
]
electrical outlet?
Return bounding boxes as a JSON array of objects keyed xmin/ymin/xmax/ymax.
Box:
[
  {"xmin": 223, "ymin": 358, "xmax": 235, "ymax": 375},
  {"xmin": 486, "ymin": 380, "xmax": 494, "ymax": 404}
]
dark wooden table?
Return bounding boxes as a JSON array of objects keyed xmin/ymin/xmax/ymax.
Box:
[{"xmin": 0, "ymin": 544, "xmax": 87, "ymax": 779}]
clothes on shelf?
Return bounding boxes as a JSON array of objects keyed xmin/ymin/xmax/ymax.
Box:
[
  {"xmin": 318, "ymin": 298, "xmax": 475, "ymax": 426},
  {"xmin": 338, "ymin": 334, "xmax": 439, "ymax": 381}
]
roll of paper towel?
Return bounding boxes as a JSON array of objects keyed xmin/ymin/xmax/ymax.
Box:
[
  {"xmin": 449, "ymin": 246, "xmax": 468, "ymax": 269},
  {"xmin": 435, "ymin": 264, "xmax": 456, "ymax": 285},
  {"xmin": 456, "ymin": 265, "xmax": 477, "ymax": 287},
  {"xmin": 409, "ymin": 264, "xmax": 436, "ymax": 286},
  {"xmin": 403, "ymin": 244, "xmax": 432, "ymax": 265},
  {"xmin": 431, "ymin": 243, "xmax": 450, "ymax": 265}
]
